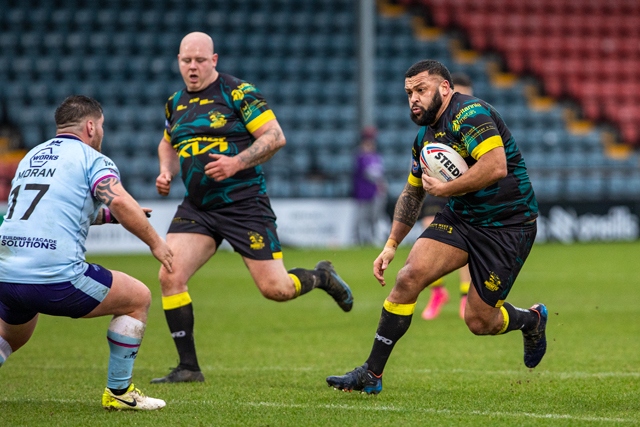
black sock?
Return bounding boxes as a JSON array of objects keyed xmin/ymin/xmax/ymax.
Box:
[
  {"xmin": 365, "ymin": 306, "xmax": 413, "ymax": 376},
  {"xmin": 288, "ymin": 268, "xmax": 326, "ymax": 296},
  {"xmin": 164, "ymin": 304, "xmax": 200, "ymax": 371},
  {"xmin": 499, "ymin": 302, "xmax": 539, "ymax": 334},
  {"xmin": 109, "ymin": 386, "xmax": 129, "ymax": 396}
]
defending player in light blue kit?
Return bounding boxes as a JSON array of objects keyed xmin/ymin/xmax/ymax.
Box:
[{"xmin": 0, "ymin": 95, "xmax": 174, "ymax": 411}]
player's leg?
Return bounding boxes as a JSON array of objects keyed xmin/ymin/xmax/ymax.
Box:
[
  {"xmin": 79, "ymin": 269, "xmax": 165, "ymax": 410},
  {"xmin": 228, "ymin": 197, "xmax": 353, "ymax": 312},
  {"xmin": 243, "ymin": 257, "xmax": 353, "ymax": 312},
  {"xmin": 327, "ymin": 238, "xmax": 467, "ymax": 393},
  {"xmin": 463, "ymin": 221, "xmax": 547, "ymax": 368},
  {"xmin": 151, "ymin": 232, "xmax": 216, "ymax": 383},
  {"xmin": 458, "ymin": 264, "xmax": 471, "ymax": 318},
  {"xmin": 0, "ymin": 315, "xmax": 39, "ymax": 367}
]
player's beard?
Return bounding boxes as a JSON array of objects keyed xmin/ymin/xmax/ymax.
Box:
[{"xmin": 410, "ymin": 90, "xmax": 443, "ymax": 126}]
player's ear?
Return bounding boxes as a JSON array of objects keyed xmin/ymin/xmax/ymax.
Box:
[
  {"xmin": 440, "ymin": 79, "xmax": 452, "ymax": 96},
  {"xmin": 85, "ymin": 119, "xmax": 95, "ymax": 138}
]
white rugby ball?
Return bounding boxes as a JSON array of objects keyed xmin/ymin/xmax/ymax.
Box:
[{"xmin": 419, "ymin": 143, "xmax": 468, "ymax": 183}]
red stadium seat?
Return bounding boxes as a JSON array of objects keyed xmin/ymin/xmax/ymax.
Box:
[
  {"xmin": 580, "ymin": 98, "xmax": 603, "ymax": 122},
  {"xmin": 620, "ymin": 123, "xmax": 640, "ymax": 146}
]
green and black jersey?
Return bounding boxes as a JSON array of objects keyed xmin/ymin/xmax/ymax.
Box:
[
  {"xmin": 409, "ymin": 93, "xmax": 538, "ymax": 227},
  {"xmin": 164, "ymin": 73, "xmax": 275, "ymax": 210}
]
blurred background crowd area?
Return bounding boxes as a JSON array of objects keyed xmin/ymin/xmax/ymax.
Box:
[{"xmin": 0, "ymin": 0, "xmax": 639, "ymax": 204}]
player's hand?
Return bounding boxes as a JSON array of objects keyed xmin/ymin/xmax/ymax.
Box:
[
  {"xmin": 205, "ymin": 153, "xmax": 241, "ymax": 181},
  {"xmin": 156, "ymin": 171, "xmax": 172, "ymax": 196},
  {"xmin": 373, "ymin": 246, "xmax": 396, "ymax": 286},
  {"xmin": 151, "ymin": 240, "xmax": 174, "ymax": 273},
  {"xmin": 422, "ymin": 175, "xmax": 446, "ymax": 197},
  {"xmin": 142, "ymin": 207, "xmax": 152, "ymax": 218}
]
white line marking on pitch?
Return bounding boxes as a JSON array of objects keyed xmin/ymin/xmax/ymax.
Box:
[
  {"xmin": 239, "ymin": 401, "xmax": 635, "ymax": 424},
  {"xmin": 0, "ymin": 397, "xmax": 636, "ymax": 423}
]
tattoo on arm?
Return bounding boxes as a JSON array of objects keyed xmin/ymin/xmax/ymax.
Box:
[
  {"xmin": 95, "ymin": 177, "xmax": 120, "ymax": 206},
  {"xmin": 393, "ymin": 183, "xmax": 426, "ymax": 226},
  {"xmin": 238, "ymin": 128, "xmax": 283, "ymax": 168}
]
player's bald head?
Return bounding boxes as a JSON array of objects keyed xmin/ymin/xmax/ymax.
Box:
[{"xmin": 179, "ymin": 32, "xmax": 214, "ymax": 55}]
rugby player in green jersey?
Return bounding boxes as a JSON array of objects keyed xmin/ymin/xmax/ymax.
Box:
[
  {"xmin": 150, "ymin": 32, "xmax": 353, "ymax": 384},
  {"xmin": 327, "ymin": 60, "xmax": 547, "ymax": 394}
]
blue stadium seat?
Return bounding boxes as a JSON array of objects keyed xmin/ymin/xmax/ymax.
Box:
[{"xmin": 265, "ymin": 175, "xmax": 293, "ymax": 198}]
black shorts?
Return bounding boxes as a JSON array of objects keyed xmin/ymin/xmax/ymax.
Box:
[
  {"xmin": 420, "ymin": 206, "xmax": 537, "ymax": 308},
  {"xmin": 168, "ymin": 196, "xmax": 283, "ymax": 260},
  {"xmin": 419, "ymin": 196, "xmax": 448, "ymax": 220}
]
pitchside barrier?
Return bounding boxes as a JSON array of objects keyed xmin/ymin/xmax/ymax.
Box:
[{"xmin": 0, "ymin": 199, "xmax": 638, "ymax": 254}]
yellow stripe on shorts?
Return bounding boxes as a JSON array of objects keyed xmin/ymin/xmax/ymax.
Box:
[
  {"xmin": 383, "ymin": 299, "xmax": 416, "ymax": 316},
  {"xmin": 162, "ymin": 292, "xmax": 193, "ymax": 310}
]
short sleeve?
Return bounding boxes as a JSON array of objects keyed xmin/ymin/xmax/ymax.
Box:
[
  {"xmin": 231, "ymin": 82, "xmax": 276, "ymax": 133},
  {"xmin": 89, "ymin": 153, "xmax": 120, "ymax": 197},
  {"xmin": 452, "ymin": 102, "xmax": 503, "ymax": 160}
]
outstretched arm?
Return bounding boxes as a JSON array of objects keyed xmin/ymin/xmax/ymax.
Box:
[{"xmin": 96, "ymin": 177, "xmax": 173, "ymax": 272}]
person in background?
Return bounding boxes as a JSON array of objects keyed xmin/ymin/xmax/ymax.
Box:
[
  {"xmin": 353, "ymin": 126, "xmax": 387, "ymax": 245},
  {"xmin": 151, "ymin": 32, "xmax": 353, "ymax": 383},
  {"xmin": 0, "ymin": 95, "xmax": 172, "ymax": 410},
  {"xmin": 326, "ymin": 60, "xmax": 546, "ymax": 395},
  {"xmin": 419, "ymin": 72, "xmax": 474, "ymax": 320}
]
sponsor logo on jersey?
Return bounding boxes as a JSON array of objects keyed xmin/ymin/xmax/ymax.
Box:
[
  {"xmin": 29, "ymin": 147, "xmax": 59, "ymax": 168},
  {"xmin": 231, "ymin": 88, "xmax": 245, "ymax": 101},
  {"xmin": 200, "ymin": 99, "xmax": 215, "ymax": 105},
  {"xmin": 241, "ymin": 99, "xmax": 267, "ymax": 122},
  {"xmin": 0, "ymin": 235, "xmax": 57, "ymax": 250},
  {"xmin": 232, "ymin": 83, "xmax": 257, "ymax": 101},
  {"xmin": 177, "ymin": 105, "xmax": 187, "ymax": 111},
  {"xmin": 248, "ymin": 231, "xmax": 265, "ymax": 250},
  {"xmin": 175, "ymin": 136, "xmax": 228, "ymax": 158}
]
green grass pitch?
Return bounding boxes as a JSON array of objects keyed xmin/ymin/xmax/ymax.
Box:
[{"xmin": 1, "ymin": 242, "xmax": 639, "ymax": 426}]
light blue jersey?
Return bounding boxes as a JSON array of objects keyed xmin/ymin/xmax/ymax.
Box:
[{"xmin": 0, "ymin": 135, "xmax": 119, "ymax": 283}]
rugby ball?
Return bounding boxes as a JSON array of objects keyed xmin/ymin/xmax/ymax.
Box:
[{"xmin": 419, "ymin": 143, "xmax": 468, "ymax": 183}]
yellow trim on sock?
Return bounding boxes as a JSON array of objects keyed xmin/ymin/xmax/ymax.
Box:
[
  {"xmin": 272, "ymin": 251, "xmax": 283, "ymax": 259},
  {"xmin": 383, "ymin": 299, "xmax": 416, "ymax": 316},
  {"xmin": 429, "ymin": 278, "xmax": 444, "ymax": 287},
  {"xmin": 289, "ymin": 273, "xmax": 302, "ymax": 297},
  {"xmin": 498, "ymin": 306, "xmax": 509, "ymax": 334},
  {"xmin": 459, "ymin": 281, "xmax": 470, "ymax": 295},
  {"xmin": 162, "ymin": 292, "xmax": 192, "ymax": 310}
]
